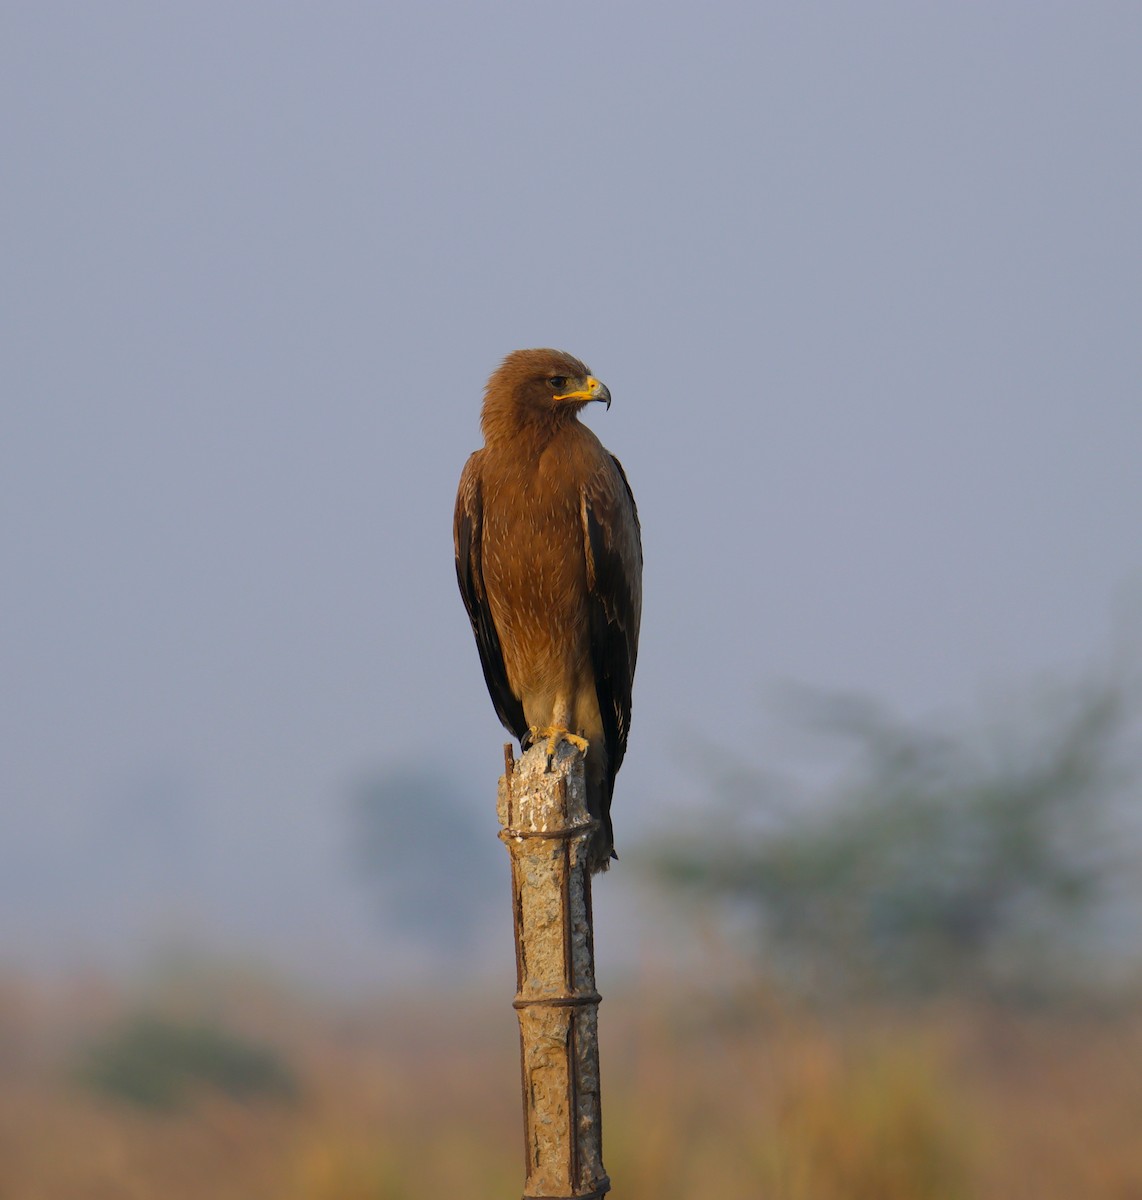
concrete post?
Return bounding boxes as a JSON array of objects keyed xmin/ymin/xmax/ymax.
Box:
[{"xmin": 498, "ymin": 740, "xmax": 610, "ymax": 1200}]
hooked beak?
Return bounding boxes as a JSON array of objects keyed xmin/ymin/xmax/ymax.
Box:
[{"xmin": 553, "ymin": 376, "xmax": 612, "ymax": 410}]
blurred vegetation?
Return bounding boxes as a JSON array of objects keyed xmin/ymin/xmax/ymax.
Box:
[
  {"xmin": 6, "ymin": 666, "xmax": 1137, "ymax": 1196},
  {"xmin": 5, "ymin": 971, "xmax": 1141, "ymax": 1198},
  {"xmin": 645, "ymin": 667, "xmax": 1141, "ymax": 1002},
  {"xmin": 348, "ymin": 767, "xmax": 501, "ymax": 956},
  {"xmin": 77, "ymin": 1014, "xmax": 298, "ymax": 1110}
]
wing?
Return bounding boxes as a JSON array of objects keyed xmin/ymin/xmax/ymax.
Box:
[
  {"xmin": 454, "ymin": 454, "xmax": 528, "ymax": 742},
  {"xmin": 582, "ymin": 453, "xmax": 643, "ymax": 791}
]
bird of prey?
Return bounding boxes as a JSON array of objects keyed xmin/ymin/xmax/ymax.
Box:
[{"xmin": 454, "ymin": 349, "xmax": 642, "ymax": 872}]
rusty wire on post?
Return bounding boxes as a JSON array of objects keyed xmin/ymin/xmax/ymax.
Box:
[{"xmin": 498, "ymin": 740, "xmax": 611, "ymax": 1200}]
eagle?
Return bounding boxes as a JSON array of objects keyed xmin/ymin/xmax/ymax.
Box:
[{"xmin": 454, "ymin": 349, "xmax": 643, "ymax": 872}]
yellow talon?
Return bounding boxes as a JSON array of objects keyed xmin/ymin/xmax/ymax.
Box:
[{"xmin": 530, "ymin": 725, "xmax": 590, "ymax": 764}]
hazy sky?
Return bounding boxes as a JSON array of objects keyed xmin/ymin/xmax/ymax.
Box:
[{"xmin": 3, "ymin": 4, "xmax": 1140, "ymax": 984}]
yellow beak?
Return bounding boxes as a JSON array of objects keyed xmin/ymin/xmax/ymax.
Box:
[{"xmin": 553, "ymin": 376, "xmax": 612, "ymax": 409}]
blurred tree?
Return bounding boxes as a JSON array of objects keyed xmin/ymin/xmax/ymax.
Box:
[
  {"xmin": 348, "ymin": 768, "xmax": 502, "ymax": 959},
  {"xmin": 79, "ymin": 1015, "xmax": 297, "ymax": 1110},
  {"xmin": 645, "ymin": 670, "xmax": 1139, "ymax": 1001}
]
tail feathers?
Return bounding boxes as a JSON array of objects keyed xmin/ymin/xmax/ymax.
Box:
[{"xmin": 585, "ymin": 773, "xmax": 617, "ymax": 874}]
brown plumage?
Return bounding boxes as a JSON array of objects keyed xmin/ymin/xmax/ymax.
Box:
[{"xmin": 454, "ymin": 349, "xmax": 643, "ymax": 872}]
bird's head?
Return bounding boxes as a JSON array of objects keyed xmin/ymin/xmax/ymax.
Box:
[{"xmin": 481, "ymin": 348, "xmax": 611, "ymax": 441}]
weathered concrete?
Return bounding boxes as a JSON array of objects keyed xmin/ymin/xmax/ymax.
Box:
[{"xmin": 498, "ymin": 740, "xmax": 610, "ymax": 1200}]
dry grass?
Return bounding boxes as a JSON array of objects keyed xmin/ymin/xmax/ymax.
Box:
[{"xmin": 1, "ymin": 970, "xmax": 1141, "ymax": 1198}]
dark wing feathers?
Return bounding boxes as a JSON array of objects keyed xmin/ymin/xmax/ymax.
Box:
[
  {"xmin": 453, "ymin": 458, "xmax": 528, "ymax": 743},
  {"xmin": 583, "ymin": 453, "xmax": 643, "ymax": 793},
  {"xmin": 456, "ymin": 445, "xmax": 642, "ymax": 800}
]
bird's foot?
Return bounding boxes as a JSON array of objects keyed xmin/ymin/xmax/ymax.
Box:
[{"xmin": 529, "ymin": 725, "xmax": 590, "ymax": 768}]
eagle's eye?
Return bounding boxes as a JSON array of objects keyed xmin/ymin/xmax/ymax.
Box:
[{"xmin": 547, "ymin": 376, "xmax": 568, "ymax": 390}]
